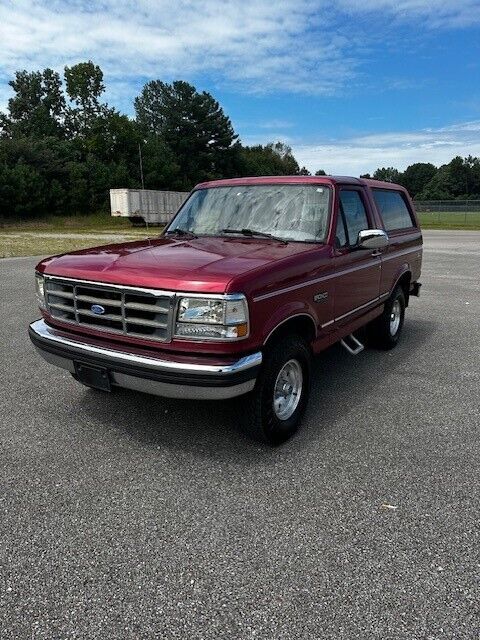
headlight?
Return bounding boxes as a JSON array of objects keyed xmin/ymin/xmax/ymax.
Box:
[
  {"xmin": 175, "ymin": 294, "xmax": 249, "ymax": 340},
  {"xmin": 35, "ymin": 273, "xmax": 46, "ymax": 309}
]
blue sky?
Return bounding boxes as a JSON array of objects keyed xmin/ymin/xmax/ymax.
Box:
[{"xmin": 1, "ymin": 0, "xmax": 480, "ymax": 174}]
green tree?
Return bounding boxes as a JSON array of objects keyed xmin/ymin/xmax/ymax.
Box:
[
  {"xmin": 400, "ymin": 163, "xmax": 437, "ymax": 197},
  {"xmin": 0, "ymin": 137, "xmax": 68, "ymax": 217},
  {"xmin": 238, "ymin": 142, "xmax": 300, "ymax": 176},
  {"xmin": 372, "ymin": 167, "xmax": 401, "ymax": 183},
  {"xmin": 0, "ymin": 69, "xmax": 66, "ymax": 138},
  {"xmin": 418, "ymin": 156, "xmax": 480, "ymax": 200},
  {"xmin": 64, "ymin": 61, "xmax": 114, "ymax": 137},
  {"xmin": 0, "ymin": 62, "xmax": 314, "ymax": 219},
  {"xmin": 85, "ymin": 112, "xmax": 140, "ymax": 163},
  {"xmin": 267, "ymin": 142, "xmax": 299, "ymax": 173},
  {"xmin": 141, "ymin": 137, "xmax": 182, "ymax": 190},
  {"xmin": 315, "ymin": 169, "xmax": 327, "ymax": 176},
  {"xmin": 135, "ymin": 80, "xmax": 238, "ymax": 188},
  {"xmin": 466, "ymin": 155, "xmax": 480, "ymax": 196}
]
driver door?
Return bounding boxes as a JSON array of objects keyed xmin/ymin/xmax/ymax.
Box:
[{"xmin": 333, "ymin": 188, "xmax": 382, "ymax": 324}]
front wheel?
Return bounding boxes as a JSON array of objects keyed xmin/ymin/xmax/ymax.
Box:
[
  {"xmin": 244, "ymin": 335, "xmax": 312, "ymax": 445},
  {"xmin": 368, "ymin": 286, "xmax": 405, "ymax": 350}
]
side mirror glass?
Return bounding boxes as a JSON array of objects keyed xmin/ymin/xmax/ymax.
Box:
[{"xmin": 357, "ymin": 229, "xmax": 389, "ymax": 250}]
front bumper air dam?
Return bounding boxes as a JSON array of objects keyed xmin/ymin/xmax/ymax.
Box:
[{"xmin": 28, "ymin": 319, "xmax": 262, "ymax": 400}]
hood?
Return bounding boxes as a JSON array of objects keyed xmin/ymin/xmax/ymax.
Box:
[{"xmin": 37, "ymin": 235, "xmax": 317, "ymax": 293}]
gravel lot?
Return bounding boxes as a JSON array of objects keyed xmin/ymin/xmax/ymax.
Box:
[{"xmin": 1, "ymin": 230, "xmax": 479, "ymax": 639}]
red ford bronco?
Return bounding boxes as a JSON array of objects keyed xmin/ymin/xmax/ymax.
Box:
[{"xmin": 29, "ymin": 176, "xmax": 422, "ymax": 443}]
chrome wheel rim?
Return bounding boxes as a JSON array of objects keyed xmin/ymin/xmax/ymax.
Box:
[
  {"xmin": 273, "ymin": 359, "xmax": 303, "ymax": 421},
  {"xmin": 390, "ymin": 299, "xmax": 401, "ymax": 336}
]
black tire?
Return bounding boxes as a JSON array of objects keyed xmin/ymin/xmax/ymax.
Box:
[
  {"xmin": 243, "ymin": 335, "xmax": 312, "ymax": 445},
  {"xmin": 368, "ymin": 286, "xmax": 405, "ymax": 350}
]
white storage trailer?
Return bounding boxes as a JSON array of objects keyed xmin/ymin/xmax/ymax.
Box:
[{"xmin": 110, "ymin": 189, "xmax": 189, "ymax": 226}]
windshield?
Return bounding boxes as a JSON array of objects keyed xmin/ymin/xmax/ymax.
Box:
[{"xmin": 167, "ymin": 184, "xmax": 332, "ymax": 243}]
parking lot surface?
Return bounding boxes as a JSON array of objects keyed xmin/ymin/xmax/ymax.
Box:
[{"xmin": 1, "ymin": 230, "xmax": 479, "ymax": 639}]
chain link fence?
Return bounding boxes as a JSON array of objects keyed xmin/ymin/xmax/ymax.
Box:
[{"xmin": 413, "ymin": 200, "xmax": 480, "ymax": 225}]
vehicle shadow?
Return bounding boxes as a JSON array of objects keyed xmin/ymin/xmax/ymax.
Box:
[
  {"xmin": 298, "ymin": 319, "xmax": 436, "ymax": 447},
  {"xmin": 76, "ymin": 318, "xmax": 436, "ymax": 462}
]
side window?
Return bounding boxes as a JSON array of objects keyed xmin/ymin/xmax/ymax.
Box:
[
  {"xmin": 339, "ymin": 190, "xmax": 369, "ymax": 246},
  {"xmin": 335, "ymin": 213, "xmax": 348, "ymax": 248},
  {"xmin": 373, "ymin": 189, "xmax": 414, "ymax": 231}
]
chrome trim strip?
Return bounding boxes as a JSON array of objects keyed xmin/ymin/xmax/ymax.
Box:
[
  {"xmin": 29, "ymin": 319, "xmax": 262, "ymax": 376},
  {"xmin": 382, "ymin": 247, "xmax": 421, "ymax": 262},
  {"xmin": 42, "ymin": 274, "xmax": 176, "ymax": 298},
  {"xmin": 253, "ymin": 274, "xmax": 336, "ymax": 302},
  {"xmin": 334, "ymin": 297, "xmax": 381, "ymax": 322},
  {"xmin": 252, "ymin": 246, "xmax": 421, "ymax": 303},
  {"xmin": 322, "ymin": 292, "xmax": 389, "ymax": 328},
  {"xmin": 112, "ymin": 373, "xmax": 256, "ymax": 400},
  {"xmin": 41, "ymin": 273, "xmax": 239, "ymax": 299},
  {"xmin": 253, "ymin": 260, "xmax": 378, "ymax": 302},
  {"xmin": 174, "ymin": 292, "xmax": 245, "ymax": 300}
]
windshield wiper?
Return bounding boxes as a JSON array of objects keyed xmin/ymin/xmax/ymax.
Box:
[
  {"xmin": 165, "ymin": 228, "xmax": 198, "ymax": 239},
  {"xmin": 222, "ymin": 228, "xmax": 288, "ymax": 245}
]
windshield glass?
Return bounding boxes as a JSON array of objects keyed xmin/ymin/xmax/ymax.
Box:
[{"xmin": 167, "ymin": 184, "xmax": 332, "ymax": 242}]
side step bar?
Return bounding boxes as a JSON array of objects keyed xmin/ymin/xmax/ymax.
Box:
[{"xmin": 340, "ymin": 334, "xmax": 365, "ymax": 356}]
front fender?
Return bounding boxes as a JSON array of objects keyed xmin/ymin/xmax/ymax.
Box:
[{"xmin": 260, "ymin": 301, "xmax": 318, "ymax": 344}]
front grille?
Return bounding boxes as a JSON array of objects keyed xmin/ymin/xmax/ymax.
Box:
[{"xmin": 44, "ymin": 277, "xmax": 174, "ymax": 342}]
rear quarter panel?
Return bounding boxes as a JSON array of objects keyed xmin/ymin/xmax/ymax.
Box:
[{"xmin": 380, "ymin": 230, "xmax": 423, "ymax": 296}]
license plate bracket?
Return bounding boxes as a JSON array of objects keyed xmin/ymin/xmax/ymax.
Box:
[{"xmin": 74, "ymin": 362, "xmax": 111, "ymax": 392}]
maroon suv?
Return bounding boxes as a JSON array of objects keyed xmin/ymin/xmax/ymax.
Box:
[{"xmin": 29, "ymin": 176, "xmax": 422, "ymax": 443}]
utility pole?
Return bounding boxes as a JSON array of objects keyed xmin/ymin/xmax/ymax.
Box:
[
  {"xmin": 138, "ymin": 143, "xmax": 145, "ymax": 190},
  {"xmin": 138, "ymin": 142, "xmax": 149, "ymax": 235}
]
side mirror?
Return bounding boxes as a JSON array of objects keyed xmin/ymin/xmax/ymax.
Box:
[{"xmin": 356, "ymin": 229, "xmax": 389, "ymax": 250}]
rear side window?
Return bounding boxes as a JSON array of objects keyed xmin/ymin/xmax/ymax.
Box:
[
  {"xmin": 339, "ymin": 190, "xmax": 369, "ymax": 246},
  {"xmin": 373, "ymin": 189, "xmax": 415, "ymax": 231}
]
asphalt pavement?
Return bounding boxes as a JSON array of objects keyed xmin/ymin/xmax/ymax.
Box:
[{"xmin": 0, "ymin": 230, "xmax": 479, "ymax": 639}]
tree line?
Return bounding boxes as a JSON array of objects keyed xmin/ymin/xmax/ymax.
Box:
[
  {"xmin": 0, "ymin": 61, "xmax": 309, "ymax": 220},
  {"xmin": 362, "ymin": 157, "xmax": 480, "ymax": 201},
  {"xmin": 1, "ymin": 60, "xmax": 479, "ymax": 220}
]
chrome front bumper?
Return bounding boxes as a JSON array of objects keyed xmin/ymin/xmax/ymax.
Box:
[{"xmin": 28, "ymin": 319, "xmax": 262, "ymax": 400}]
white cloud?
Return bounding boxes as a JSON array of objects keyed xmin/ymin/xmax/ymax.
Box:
[
  {"xmin": 258, "ymin": 120, "xmax": 294, "ymax": 130},
  {"xmin": 0, "ymin": 0, "xmax": 357, "ymax": 104},
  {"xmin": 292, "ymin": 120, "xmax": 480, "ymax": 174},
  {"xmin": 338, "ymin": 0, "xmax": 480, "ymax": 28},
  {"xmin": 0, "ymin": 0, "xmax": 478, "ymax": 110}
]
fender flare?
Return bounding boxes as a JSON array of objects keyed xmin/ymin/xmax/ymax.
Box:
[
  {"xmin": 262, "ymin": 304, "xmax": 317, "ymax": 345},
  {"xmin": 389, "ymin": 265, "xmax": 412, "ymax": 299}
]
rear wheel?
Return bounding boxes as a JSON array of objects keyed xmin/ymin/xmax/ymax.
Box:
[
  {"xmin": 243, "ymin": 335, "xmax": 312, "ymax": 445},
  {"xmin": 368, "ymin": 286, "xmax": 405, "ymax": 350}
]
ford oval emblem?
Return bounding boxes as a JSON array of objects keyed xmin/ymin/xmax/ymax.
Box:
[{"xmin": 91, "ymin": 304, "xmax": 106, "ymax": 315}]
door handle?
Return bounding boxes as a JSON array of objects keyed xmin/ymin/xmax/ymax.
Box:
[{"xmin": 371, "ymin": 250, "xmax": 382, "ymax": 257}]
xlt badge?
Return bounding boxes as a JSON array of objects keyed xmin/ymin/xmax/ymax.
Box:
[{"xmin": 313, "ymin": 292, "xmax": 328, "ymax": 303}]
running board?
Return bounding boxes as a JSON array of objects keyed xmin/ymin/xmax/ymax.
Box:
[{"xmin": 340, "ymin": 334, "xmax": 365, "ymax": 356}]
